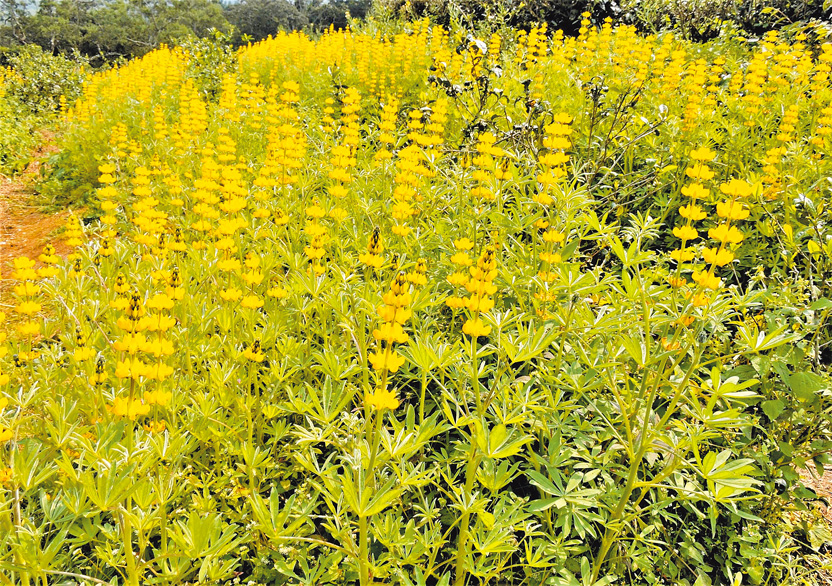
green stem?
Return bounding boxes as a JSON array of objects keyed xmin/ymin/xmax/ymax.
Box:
[
  {"xmin": 247, "ymin": 366, "xmax": 254, "ymax": 447},
  {"xmin": 454, "ymin": 431, "xmax": 480, "ymax": 586},
  {"xmin": 419, "ymin": 369, "xmax": 428, "ymax": 424},
  {"xmin": 359, "ymin": 515, "xmax": 369, "ymax": 586},
  {"xmin": 470, "ymin": 334, "xmax": 481, "ymax": 412},
  {"xmin": 121, "ymin": 503, "xmax": 139, "ymax": 586},
  {"xmin": 590, "ymin": 458, "xmax": 640, "ymax": 585},
  {"xmin": 366, "ymin": 406, "xmax": 384, "ymax": 489},
  {"xmin": 13, "ymin": 484, "xmax": 30, "ymax": 586}
]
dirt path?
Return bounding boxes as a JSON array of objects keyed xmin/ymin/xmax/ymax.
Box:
[
  {"xmin": 0, "ymin": 134, "xmax": 71, "ymax": 298},
  {"xmin": 802, "ymin": 466, "xmax": 832, "ymax": 524}
]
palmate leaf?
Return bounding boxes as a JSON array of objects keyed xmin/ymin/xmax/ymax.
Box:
[
  {"xmin": 284, "ymin": 378, "xmax": 355, "ymax": 423},
  {"xmin": 700, "ymin": 450, "xmax": 761, "ymax": 501},
  {"xmin": 736, "ymin": 323, "xmax": 801, "ymax": 354},
  {"xmin": 339, "ymin": 464, "xmax": 403, "ymax": 518},
  {"xmin": 500, "ymin": 320, "xmax": 560, "ymax": 364},
  {"xmin": 249, "ymin": 489, "xmax": 317, "ymax": 544},
  {"xmin": 474, "ymin": 420, "xmax": 531, "ymax": 459}
]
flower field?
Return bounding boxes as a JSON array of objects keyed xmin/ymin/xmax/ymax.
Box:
[{"xmin": 2, "ymin": 14, "xmax": 832, "ymax": 586}]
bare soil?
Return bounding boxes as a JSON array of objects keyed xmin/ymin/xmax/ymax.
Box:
[
  {"xmin": 802, "ymin": 465, "xmax": 832, "ymax": 525},
  {"xmin": 0, "ymin": 135, "xmax": 71, "ymax": 304}
]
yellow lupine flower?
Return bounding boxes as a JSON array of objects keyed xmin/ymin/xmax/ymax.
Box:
[
  {"xmin": 366, "ymin": 387, "xmax": 400, "ymax": 411},
  {"xmin": 716, "ymin": 201, "xmax": 750, "ymax": 221},
  {"xmin": 672, "ymin": 225, "xmax": 698, "ymax": 240},
  {"xmin": 679, "ymin": 204, "xmax": 707, "ymax": 221},
  {"xmin": 702, "ymin": 247, "xmax": 735, "ymax": 266},
  {"xmin": 708, "ymin": 224, "xmax": 744, "ymax": 244},
  {"xmin": 462, "ymin": 317, "xmax": 492, "ymax": 337},
  {"xmin": 368, "ymin": 347, "xmax": 406, "ymax": 372}
]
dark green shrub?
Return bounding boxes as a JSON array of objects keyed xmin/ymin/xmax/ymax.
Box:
[{"xmin": 2, "ymin": 44, "xmax": 87, "ymax": 113}]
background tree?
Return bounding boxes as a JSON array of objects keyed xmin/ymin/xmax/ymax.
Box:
[
  {"xmin": 226, "ymin": 0, "xmax": 308, "ymax": 42},
  {"xmin": 0, "ymin": 0, "xmax": 35, "ymax": 45},
  {"xmin": 300, "ymin": 0, "xmax": 372, "ymax": 30}
]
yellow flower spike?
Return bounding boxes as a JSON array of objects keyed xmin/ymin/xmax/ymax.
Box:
[
  {"xmin": 108, "ymin": 397, "xmax": 151, "ymax": 420},
  {"xmin": 377, "ymin": 304, "xmax": 412, "ymax": 324},
  {"xmin": 146, "ymin": 293, "xmax": 174, "ymax": 311},
  {"xmin": 368, "ymin": 347, "xmax": 406, "ymax": 373},
  {"xmin": 708, "ymin": 224, "xmax": 744, "ymax": 245},
  {"xmin": 450, "ymin": 252, "xmax": 472, "ymax": 266},
  {"xmin": 244, "ymin": 253, "xmax": 261, "ymax": 269},
  {"xmin": 373, "ymin": 322, "xmax": 410, "ymax": 344},
  {"xmin": 15, "ymin": 301, "xmax": 41, "ymax": 315},
  {"xmin": 702, "ymin": 247, "xmax": 735, "ymax": 266},
  {"xmin": 359, "ymin": 253, "xmax": 385, "ymax": 269},
  {"xmin": 218, "ymin": 258, "xmax": 242, "ymax": 272},
  {"xmin": 14, "ymin": 282, "xmax": 40, "ymax": 297},
  {"xmin": 241, "ymin": 295, "xmax": 264, "ymax": 309},
  {"xmin": 143, "ymin": 390, "xmax": 173, "ymax": 407},
  {"xmin": 115, "ymin": 358, "xmax": 147, "ymax": 380},
  {"xmin": 447, "ymin": 272, "xmax": 469, "ymax": 287},
  {"xmin": 672, "ymin": 225, "xmax": 698, "ymax": 240},
  {"xmin": 366, "ymin": 387, "xmax": 400, "ymax": 411},
  {"xmin": 669, "ymin": 248, "xmax": 696, "ymax": 262},
  {"xmin": 220, "ymin": 288, "xmax": 243, "ymax": 302},
  {"xmin": 685, "ymin": 163, "xmax": 714, "ymax": 181},
  {"xmin": 305, "ymin": 204, "xmax": 326, "ymax": 219},
  {"xmin": 453, "ymin": 238, "xmax": 475, "ymax": 250},
  {"xmin": 242, "ymin": 340, "xmax": 265, "ymax": 362},
  {"xmin": 689, "ymin": 146, "xmax": 716, "ymax": 161},
  {"xmin": 542, "ymin": 229, "xmax": 566, "ymax": 243},
  {"xmin": 462, "ymin": 317, "xmax": 492, "ymax": 338},
  {"xmin": 679, "ymin": 204, "xmax": 707, "ymax": 221},
  {"xmin": 539, "ymin": 252, "xmax": 562, "ymax": 264},
  {"xmin": 719, "ymin": 179, "xmax": 753, "ymax": 199},
  {"xmin": 145, "ymin": 363, "xmax": 174, "ymax": 381},
  {"xmin": 0, "ymin": 426, "xmax": 14, "ymax": 443},
  {"xmin": 691, "ymin": 270, "xmax": 721, "ymax": 290},
  {"xmin": 273, "ymin": 210, "xmax": 290, "ymax": 225},
  {"xmin": 17, "ymin": 321, "xmax": 41, "ymax": 336},
  {"xmin": 716, "ymin": 201, "xmax": 750, "ymax": 221},
  {"xmin": 74, "ymin": 347, "xmax": 96, "ymax": 362},
  {"xmin": 366, "ymin": 227, "xmax": 384, "ymax": 255},
  {"xmin": 689, "ymin": 292, "xmax": 712, "ymax": 307},
  {"xmin": 141, "ymin": 339, "xmax": 175, "ymax": 357},
  {"xmin": 144, "ymin": 314, "xmax": 176, "ymax": 332},
  {"xmin": 13, "ymin": 257, "xmax": 35, "ymax": 270},
  {"xmin": 392, "ymin": 224, "xmax": 412, "ymax": 237}
]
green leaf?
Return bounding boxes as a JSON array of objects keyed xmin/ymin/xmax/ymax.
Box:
[
  {"xmin": 761, "ymin": 399, "xmax": 785, "ymax": 420},
  {"xmin": 736, "ymin": 323, "xmax": 801, "ymax": 354},
  {"xmin": 526, "ymin": 469, "xmax": 560, "ymax": 495},
  {"xmin": 787, "ymin": 371, "xmax": 826, "ymax": 402},
  {"xmin": 810, "ymin": 298, "xmax": 832, "ymax": 311}
]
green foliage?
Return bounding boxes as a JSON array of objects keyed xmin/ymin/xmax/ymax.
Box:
[
  {"xmin": 226, "ymin": 0, "xmax": 310, "ymax": 42},
  {"xmin": 3, "ymin": 11, "xmax": 832, "ymax": 586},
  {"xmin": 2, "ymin": 44, "xmax": 86, "ymax": 113},
  {"xmin": 0, "ymin": 92, "xmax": 38, "ymax": 173},
  {"xmin": 620, "ymin": 0, "xmax": 829, "ymax": 40},
  {"xmin": 0, "ymin": 44, "xmax": 86, "ymax": 174}
]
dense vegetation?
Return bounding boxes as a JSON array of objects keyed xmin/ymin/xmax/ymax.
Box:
[
  {"xmin": 0, "ymin": 0, "xmax": 371, "ymax": 59},
  {"xmin": 2, "ymin": 4, "xmax": 832, "ymax": 586}
]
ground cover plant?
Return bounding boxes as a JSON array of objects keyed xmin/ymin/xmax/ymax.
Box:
[{"xmin": 2, "ymin": 12, "xmax": 832, "ymax": 586}]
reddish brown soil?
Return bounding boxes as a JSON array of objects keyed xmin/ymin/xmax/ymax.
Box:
[
  {"xmin": 0, "ymin": 135, "xmax": 71, "ymax": 299},
  {"xmin": 802, "ymin": 465, "xmax": 832, "ymax": 525}
]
